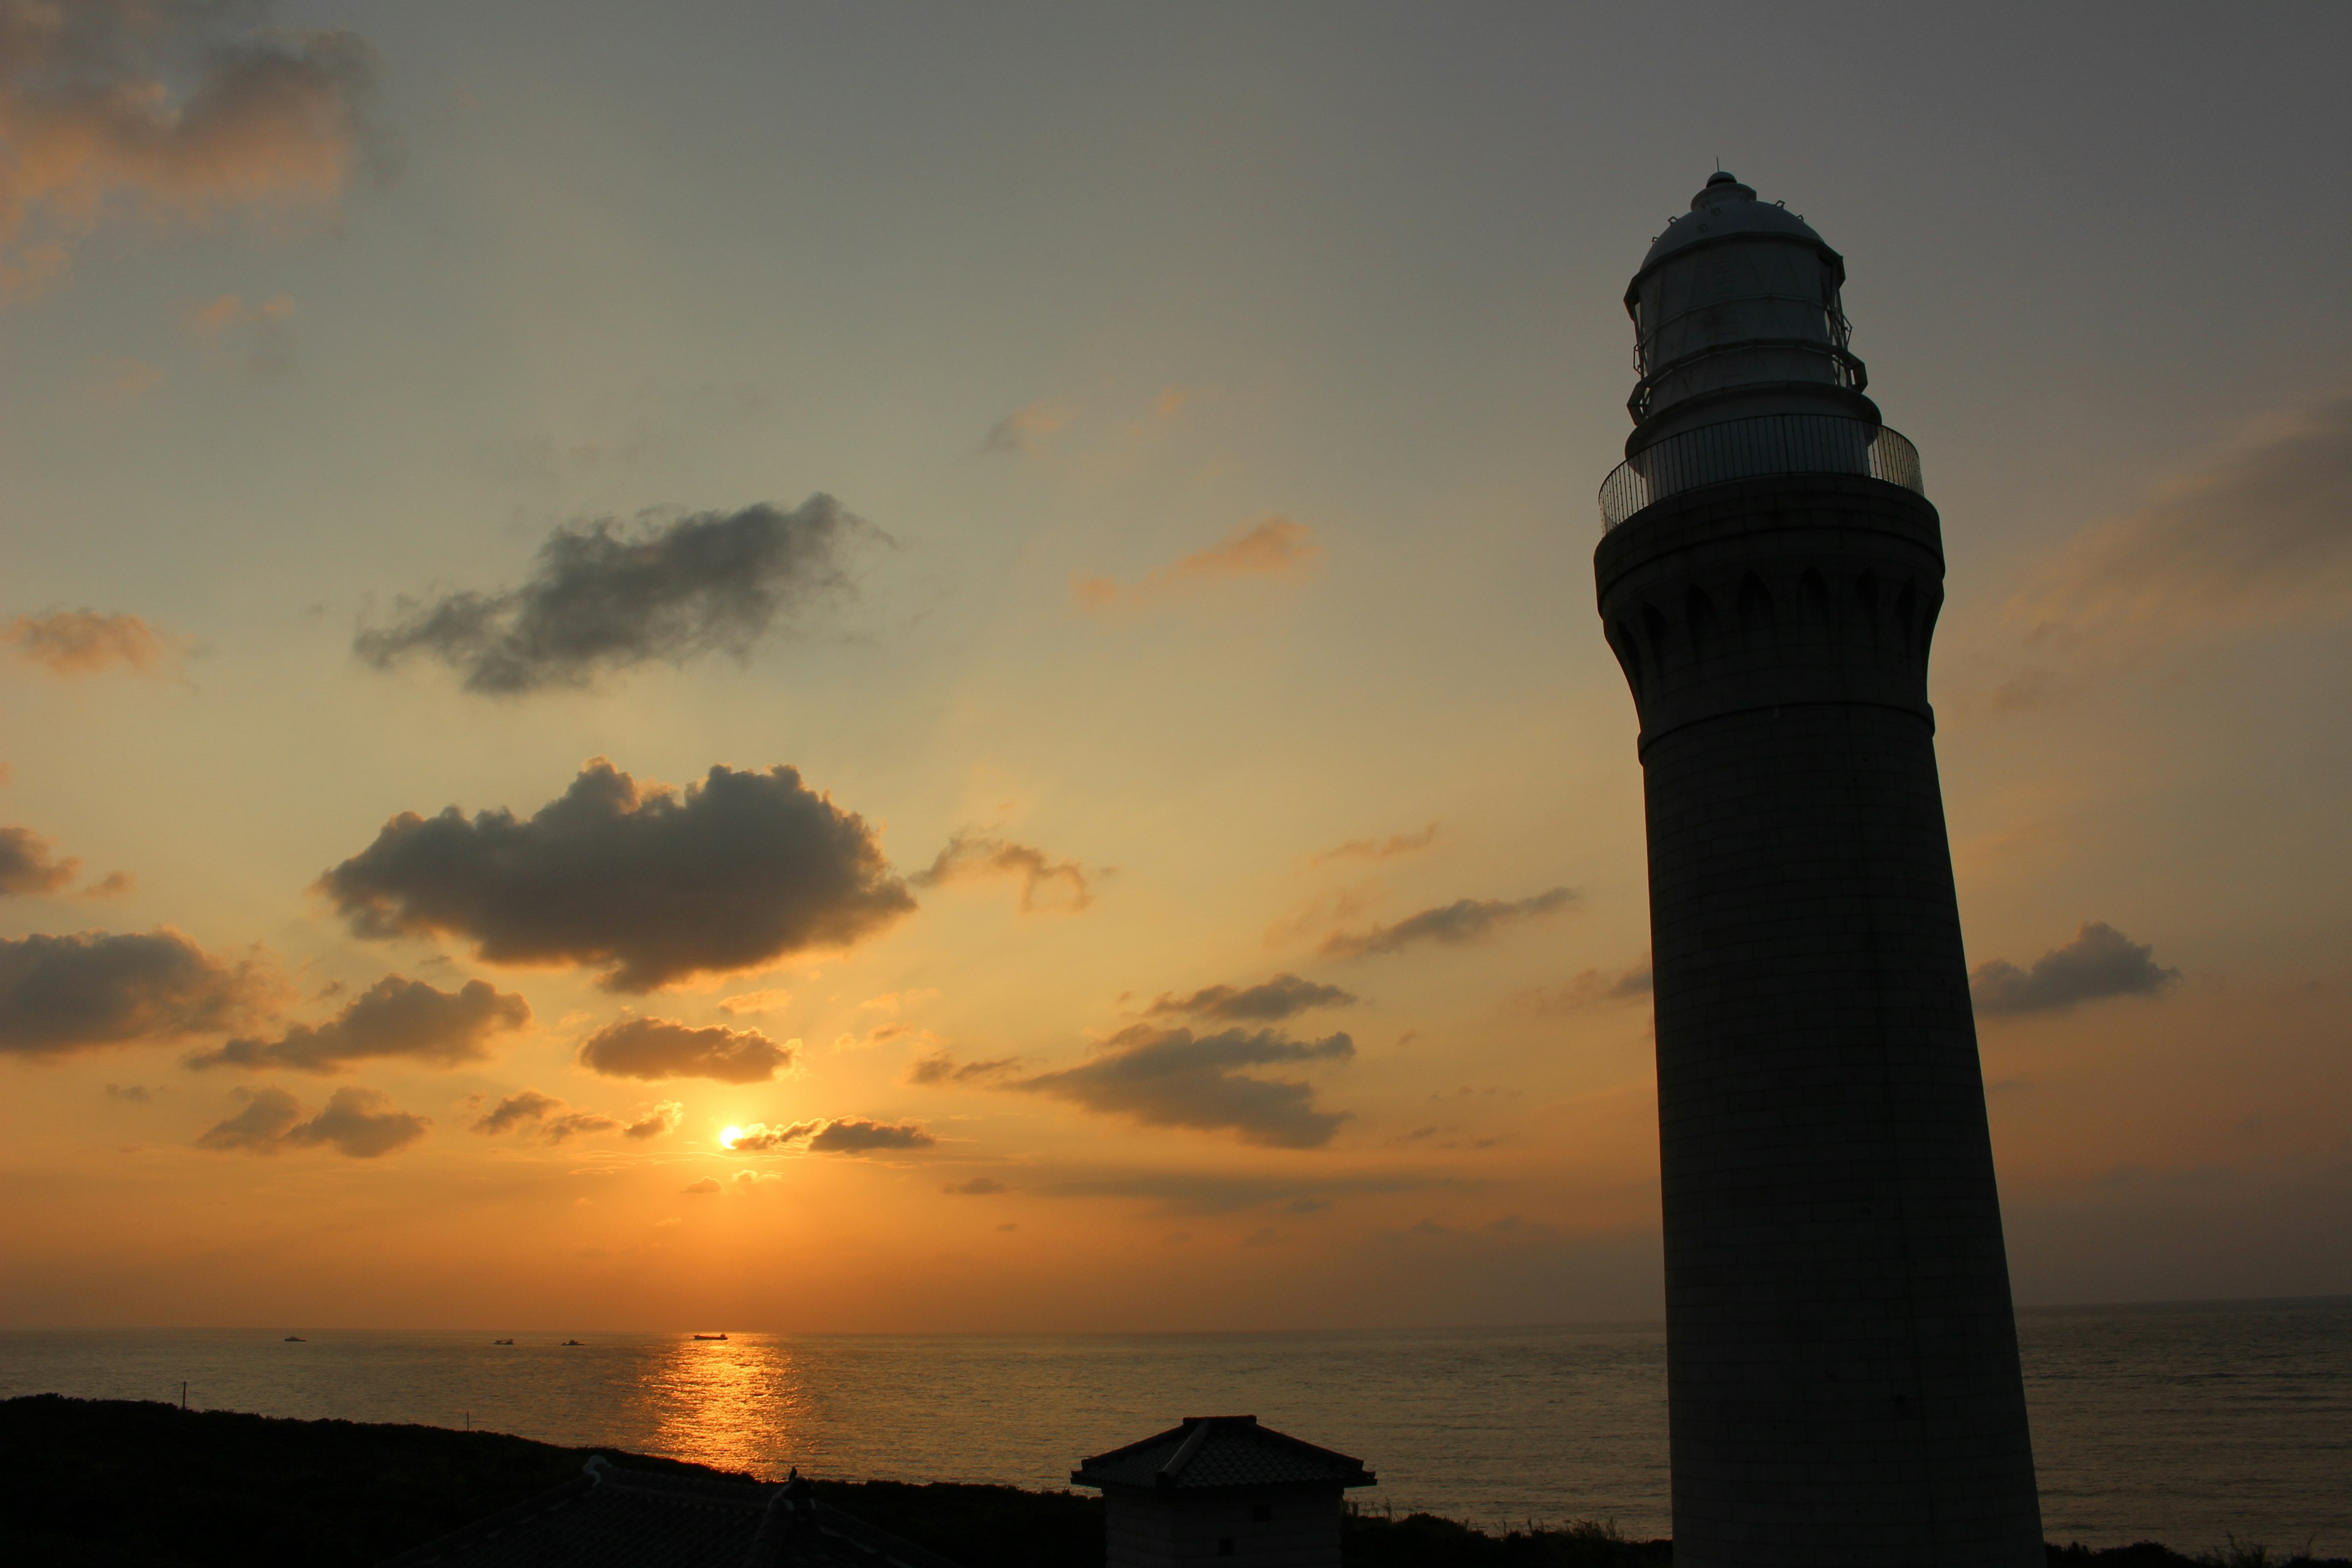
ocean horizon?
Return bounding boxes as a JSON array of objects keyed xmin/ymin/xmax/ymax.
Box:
[{"xmin": 6, "ymin": 1295, "xmax": 2346, "ymax": 1556}]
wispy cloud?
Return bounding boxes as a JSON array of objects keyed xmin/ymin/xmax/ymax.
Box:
[
  {"xmin": 1972, "ymin": 922, "xmax": 2180, "ymax": 1017},
  {"xmin": 0, "ymin": 2, "xmax": 386, "ymax": 301},
  {"xmin": 1072, "ymin": 516, "xmax": 1322, "ymax": 611},
  {"xmin": 1144, "ymin": 974, "xmax": 1356, "ymax": 1023},
  {"xmin": 1310, "ymin": 823, "xmax": 1439, "ymax": 867},
  {"xmin": 911, "ymin": 831, "xmax": 1095, "ymax": 913},
  {"xmin": 978, "ymin": 401, "xmax": 1074, "ymax": 456},
  {"xmin": 726, "ymin": 1117, "xmax": 935, "ymax": 1155},
  {"xmin": 1320, "ymin": 888, "xmax": 1577, "ymax": 960},
  {"xmin": 2011, "ymin": 393, "xmax": 2352, "ymax": 641},
  {"xmin": 4, "ymin": 609, "xmax": 181, "ymax": 677},
  {"xmin": 1514, "ymin": 960, "xmax": 1652, "ymax": 1016}
]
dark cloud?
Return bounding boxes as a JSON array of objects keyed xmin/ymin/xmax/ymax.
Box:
[
  {"xmin": 1320, "ymin": 888, "xmax": 1577, "ymax": 960},
  {"xmin": 1515, "ymin": 962, "xmax": 1653, "ymax": 1016},
  {"xmin": 355, "ymin": 498, "xmax": 867, "ymax": 695},
  {"xmin": 1014, "ymin": 1025, "xmax": 1355, "ymax": 1149},
  {"xmin": 906, "ymin": 1052, "xmax": 1020, "ymax": 1086},
  {"xmin": 318, "ymin": 759, "xmax": 914, "ymax": 992},
  {"xmin": 0, "ymin": 929, "xmax": 284, "ymax": 1060},
  {"xmin": 944, "ymin": 1176, "xmax": 1008, "ymax": 1195},
  {"xmin": 104, "ymin": 1082, "xmax": 154, "ymax": 1102},
  {"xmin": 1310, "ymin": 823, "xmax": 1440, "ymax": 866},
  {"xmin": 197, "ymin": 1084, "xmax": 428, "ymax": 1158},
  {"xmin": 0, "ymin": 4, "xmax": 385, "ymax": 301},
  {"xmin": 1145, "ymin": 974, "xmax": 1356, "ymax": 1023},
  {"xmin": 186, "ymin": 975, "xmax": 529, "ymax": 1072},
  {"xmin": 1972, "ymin": 922, "xmax": 2182, "ymax": 1017},
  {"xmin": 727, "ymin": 1117, "xmax": 935, "ymax": 1155},
  {"xmin": 911, "ymin": 831, "xmax": 1094, "ymax": 913},
  {"xmin": 577, "ymin": 1017, "xmax": 795, "ymax": 1082},
  {"xmin": 472, "ymin": 1089, "xmax": 563, "ymax": 1134},
  {"xmin": 0, "ymin": 826, "xmax": 78, "ymax": 895}
]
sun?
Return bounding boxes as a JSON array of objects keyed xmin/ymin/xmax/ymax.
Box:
[{"xmin": 719, "ymin": 1126, "xmax": 742, "ymax": 1150}]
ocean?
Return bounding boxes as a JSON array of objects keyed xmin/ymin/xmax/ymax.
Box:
[{"xmin": 5, "ymin": 1298, "xmax": 2346, "ymax": 1555}]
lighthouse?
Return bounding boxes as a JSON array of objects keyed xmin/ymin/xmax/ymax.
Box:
[{"xmin": 1594, "ymin": 173, "xmax": 2045, "ymax": 1565}]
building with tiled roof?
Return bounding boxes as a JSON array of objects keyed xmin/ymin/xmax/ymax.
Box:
[
  {"xmin": 375, "ymin": 1458, "xmax": 966, "ymax": 1568},
  {"xmin": 1072, "ymin": 1416, "xmax": 1374, "ymax": 1568}
]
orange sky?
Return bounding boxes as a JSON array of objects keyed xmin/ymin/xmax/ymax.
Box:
[{"xmin": 1, "ymin": 2, "xmax": 2347, "ymax": 1330}]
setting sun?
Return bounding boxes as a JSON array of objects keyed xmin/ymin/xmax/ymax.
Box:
[{"xmin": 719, "ymin": 1126, "xmax": 743, "ymax": 1150}]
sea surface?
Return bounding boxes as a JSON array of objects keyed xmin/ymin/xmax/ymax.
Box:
[{"xmin": 5, "ymin": 1298, "xmax": 2347, "ymax": 1555}]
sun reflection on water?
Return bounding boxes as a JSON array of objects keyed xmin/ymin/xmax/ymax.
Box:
[{"xmin": 631, "ymin": 1335, "xmax": 812, "ymax": 1478}]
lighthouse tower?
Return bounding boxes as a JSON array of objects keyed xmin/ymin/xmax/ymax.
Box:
[{"xmin": 1594, "ymin": 172, "xmax": 2043, "ymax": 1566}]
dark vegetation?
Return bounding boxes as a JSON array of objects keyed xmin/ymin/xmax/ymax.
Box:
[{"xmin": 1, "ymin": 1396, "xmax": 2339, "ymax": 1568}]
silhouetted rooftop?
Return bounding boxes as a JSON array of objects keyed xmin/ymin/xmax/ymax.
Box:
[
  {"xmin": 377, "ymin": 1460, "xmax": 966, "ymax": 1568},
  {"xmin": 1071, "ymin": 1415, "xmax": 1374, "ymax": 1493}
]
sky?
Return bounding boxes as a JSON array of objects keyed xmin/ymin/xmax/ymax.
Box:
[{"xmin": 1, "ymin": 1, "xmax": 2348, "ymax": 1333}]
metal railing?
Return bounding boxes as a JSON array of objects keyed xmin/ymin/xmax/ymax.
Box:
[{"xmin": 1597, "ymin": 414, "xmax": 1923, "ymax": 532}]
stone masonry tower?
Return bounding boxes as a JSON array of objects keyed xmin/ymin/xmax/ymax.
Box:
[{"xmin": 1593, "ymin": 172, "xmax": 2043, "ymax": 1566}]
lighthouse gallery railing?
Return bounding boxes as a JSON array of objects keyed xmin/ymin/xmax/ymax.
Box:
[{"xmin": 1599, "ymin": 414, "xmax": 1923, "ymax": 532}]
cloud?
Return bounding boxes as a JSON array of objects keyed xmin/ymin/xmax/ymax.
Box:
[
  {"xmin": 943, "ymin": 1176, "xmax": 1007, "ymax": 1195},
  {"xmin": 624, "ymin": 1101, "xmax": 683, "ymax": 1140},
  {"xmin": 979, "ymin": 401, "xmax": 1073, "ymax": 456},
  {"xmin": 186, "ymin": 975, "xmax": 529, "ymax": 1072},
  {"xmin": 1319, "ymin": 888, "xmax": 1577, "ymax": 959},
  {"xmin": 0, "ymin": 826, "xmax": 77, "ymax": 894},
  {"xmin": 197, "ymin": 1084, "xmax": 428, "ymax": 1158},
  {"xmin": 545, "ymin": 1110, "xmax": 622, "ymax": 1144},
  {"xmin": 77, "ymin": 870, "xmax": 135, "ymax": 900},
  {"xmin": 4, "ymin": 609, "xmax": 178, "ymax": 676},
  {"xmin": 181, "ymin": 290, "xmax": 295, "ymax": 375},
  {"xmin": 318, "ymin": 758, "xmax": 914, "ymax": 992},
  {"xmin": 911, "ymin": 831, "xmax": 1094, "ymax": 913},
  {"xmin": 906, "ymin": 1052, "xmax": 1020, "ymax": 1086},
  {"xmin": 1145, "ymin": 974, "xmax": 1356, "ymax": 1023},
  {"xmin": 2011, "ymin": 394, "xmax": 2352, "ymax": 639},
  {"xmin": 577, "ymin": 1017, "xmax": 796, "ymax": 1082},
  {"xmin": 682, "ymin": 1177, "xmax": 722, "ymax": 1194},
  {"xmin": 1072, "ymin": 516, "xmax": 1322, "ymax": 610},
  {"xmin": 1971, "ymin": 922, "xmax": 2182, "ymax": 1017},
  {"xmin": 104, "ymin": 1082, "xmax": 153, "ymax": 1102},
  {"xmin": 0, "ymin": 929, "xmax": 284, "ymax": 1060},
  {"xmin": 1014, "ymin": 1024, "xmax": 1355, "ymax": 1149},
  {"xmin": 0, "ymin": 1, "xmax": 385, "ymax": 301},
  {"xmin": 1514, "ymin": 962, "xmax": 1653, "ymax": 1016},
  {"xmin": 726, "ymin": 1117, "xmax": 935, "ymax": 1156},
  {"xmin": 1310, "ymin": 823, "xmax": 1440, "ymax": 866},
  {"xmin": 472, "ymin": 1088, "xmax": 562, "ymax": 1134},
  {"xmin": 88, "ymin": 355, "xmax": 163, "ymax": 401},
  {"xmin": 717, "ymin": 988, "xmax": 792, "ymax": 1016},
  {"xmin": 355, "ymin": 497, "xmax": 869, "ymax": 695}
]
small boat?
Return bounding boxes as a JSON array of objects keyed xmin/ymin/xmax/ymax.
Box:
[
  {"xmin": 562, "ymin": 1339, "xmax": 584, "ymax": 1346},
  {"xmin": 693, "ymin": 1333, "xmax": 728, "ymax": 1341},
  {"xmin": 492, "ymin": 1339, "xmax": 514, "ymax": 1346},
  {"xmin": 284, "ymin": 1336, "xmax": 305, "ymax": 1343}
]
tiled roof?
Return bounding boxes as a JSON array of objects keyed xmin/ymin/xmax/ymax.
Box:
[
  {"xmin": 1071, "ymin": 1416, "xmax": 1374, "ymax": 1493},
  {"xmin": 375, "ymin": 1460, "xmax": 967, "ymax": 1568}
]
